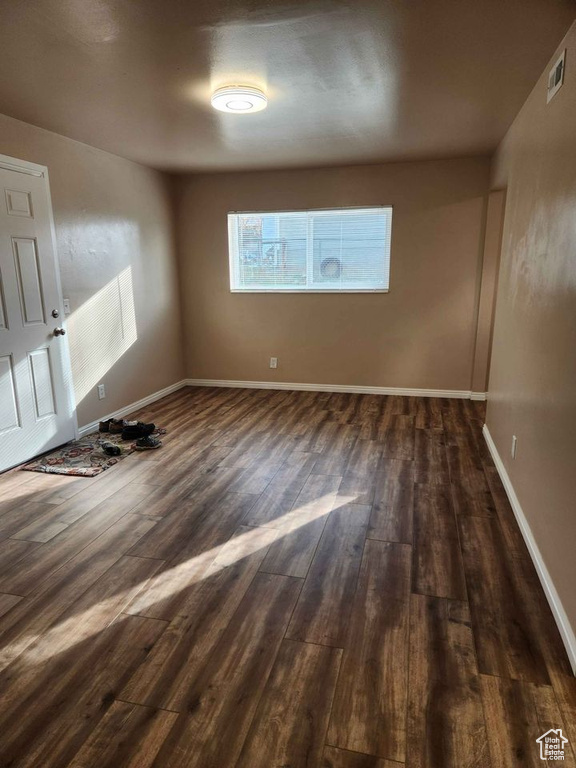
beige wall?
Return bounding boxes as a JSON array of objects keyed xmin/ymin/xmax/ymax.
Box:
[
  {"xmin": 487, "ymin": 22, "xmax": 576, "ymax": 644},
  {"xmin": 176, "ymin": 157, "xmax": 490, "ymax": 392},
  {"xmin": 0, "ymin": 113, "xmax": 184, "ymax": 427}
]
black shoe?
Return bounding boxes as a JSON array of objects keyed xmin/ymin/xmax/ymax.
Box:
[
  {"xmin": 134, "ymin": 435, "xmax": 162, "ymax": 451},
  {"xmin": 121, "ymin": 422, "xmax": 156, "ymax": 440},
  {"xmin": 101, "ymin": 440, "xmax": 122, "ymax": 456}
]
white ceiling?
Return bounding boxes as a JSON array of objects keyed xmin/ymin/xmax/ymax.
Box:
[{"xmin": 0, "ymin": 0, "xmax": 574, "ymax": 171}]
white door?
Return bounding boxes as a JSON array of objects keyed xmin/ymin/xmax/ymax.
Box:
[{"xmin": 0, "ymin": 155, "xmax": 76, "ymax": 472}]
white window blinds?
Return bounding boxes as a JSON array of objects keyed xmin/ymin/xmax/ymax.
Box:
[{"xmin": 228, "ymin": 207, "xmax": 392, "ymax": 292}]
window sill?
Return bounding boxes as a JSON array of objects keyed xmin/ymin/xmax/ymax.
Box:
[{"xmin": 230, "ymin": 289, "xmax": 390, "ymax": 294}]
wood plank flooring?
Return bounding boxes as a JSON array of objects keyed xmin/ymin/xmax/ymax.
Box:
[{"xmin": 0, "ymin": 386, "xmax": 573, "ymax": 768}]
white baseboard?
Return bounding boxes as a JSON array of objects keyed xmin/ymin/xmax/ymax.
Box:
[
  {"xmin": 78, "ymin": 380, "xmax": 188, "ymax": 437},
  {"xmin": 483, "ymin": 424, "xmax": 576, "ymax": 674},
  {"xmin": 185, "ymin": 378, "xmax": 486, "ymax": 400}
]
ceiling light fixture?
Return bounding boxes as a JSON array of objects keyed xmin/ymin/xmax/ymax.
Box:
[{"xmin": 211, "ymin": 85, "xmax": 267, "ymax": 113}]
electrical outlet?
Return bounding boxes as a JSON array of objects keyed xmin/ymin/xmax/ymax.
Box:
[
  {"xmin": 269, "ymin": 357, "xmax": 278, "ymax": 369},
  {"xmin": 97, "ymin": 384, "xmax": 106, "ymax": 400},
  {"xmin": 511, "ymin": 435, "xmax": 518, "ymax": 459},
  {"xmin": 62, "ymin": 299, "xmax": 71, "ymax": 315}
]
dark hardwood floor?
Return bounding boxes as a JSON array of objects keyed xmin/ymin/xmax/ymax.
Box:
[{"xmin": 0, "ymin": 386, "xmax": 574, "ymax": 768}]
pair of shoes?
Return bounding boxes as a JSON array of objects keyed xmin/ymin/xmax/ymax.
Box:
[
  {"xmin": 133, "ymin": 435, "xmax": 162, "ymax": 451},
  {"xmin": 99, "ymin": 419, "xmax": 113, "ymax": 433},
  {"xmin": 121, "ymin": 422, "xmax": 156, "ymax": 440},
  {"xmin": 101, "ymin": 440, "xmax": 122, "ymax": 456}
]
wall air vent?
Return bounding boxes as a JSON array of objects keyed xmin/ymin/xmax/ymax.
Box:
[{"xmin": 547, "ymin": 50, "xmax": 566, "ymax": 103}]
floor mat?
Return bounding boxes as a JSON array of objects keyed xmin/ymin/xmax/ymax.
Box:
[{"xmin": 21, "ymin": 432, "xmax": 136, "ymax": 477}]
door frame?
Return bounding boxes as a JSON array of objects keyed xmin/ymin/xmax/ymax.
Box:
[{"xmin": 0, "ymin": 152, "xmax": 78, "ymax": 445}]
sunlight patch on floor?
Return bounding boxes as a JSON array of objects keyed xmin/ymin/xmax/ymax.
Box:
[{"xmin": 0, "ymin": 491, "xmax": 357, "ymax": 669}]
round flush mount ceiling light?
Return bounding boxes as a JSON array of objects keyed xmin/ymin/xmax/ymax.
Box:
[{"xmin": 211, "ymin": 85, "xmax": 268, "ymax": 113}]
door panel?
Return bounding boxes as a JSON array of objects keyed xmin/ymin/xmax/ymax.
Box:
[
  {"xmin": 0, "ymin": 157, "xmax": 75, "ymax": 471},
  {"xmin": 0, "ymin": 272, "xmax": 7, "ymax": 329},
  {"xmin": 13, "ymin": 237, "xmax": 46, "ymax": 325},
  {"xmin": 0, "ymin": 354, "xmax": 20, "ymax": 432},
  {"xmin": 29, "ymin": 348, "xmax": 56, "ymax": 418},
  {"xmin": 5, "ymin": 188, "xmax": 33, "ymax": 218}
]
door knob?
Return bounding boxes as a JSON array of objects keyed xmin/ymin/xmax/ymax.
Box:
[{"xmin": 53, "ymin": 327, "xmax": 66, "ymax": 337}]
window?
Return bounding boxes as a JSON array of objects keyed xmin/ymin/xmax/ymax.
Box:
[{"xmin": 227, "ymin": 206, "xmax": 392, "ymax": 293}]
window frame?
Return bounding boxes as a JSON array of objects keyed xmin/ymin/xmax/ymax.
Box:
[{"xmin": 227, "ymin": 205, "xmax": 393, "ymax": 294}]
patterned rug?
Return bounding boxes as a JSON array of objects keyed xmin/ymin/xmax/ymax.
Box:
[
  {"xmin": 22, "ymin": 422, "xmax": 168, "ymax": 477},
  {"xmin": 21, "ymin": 432, "xmax": 135, "ymax": 477}
]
